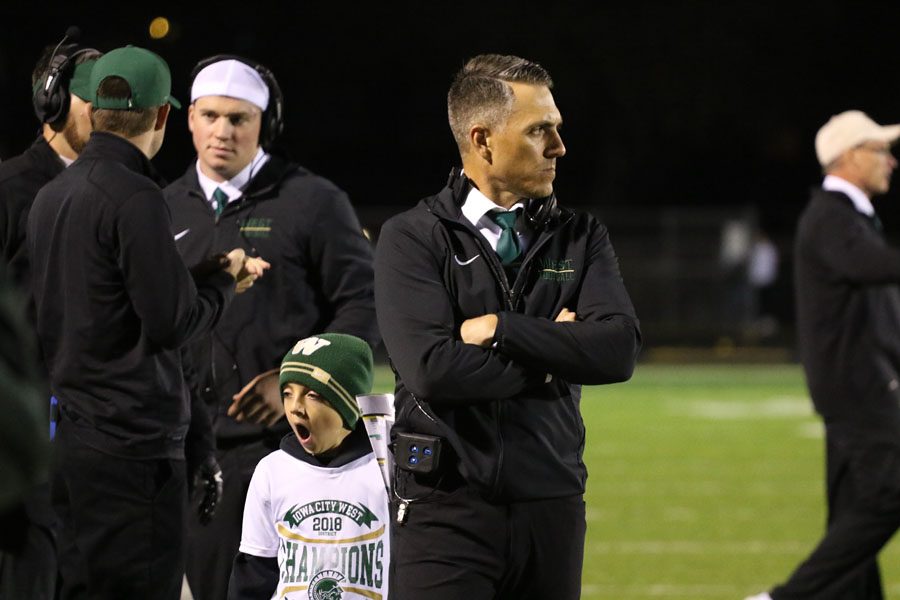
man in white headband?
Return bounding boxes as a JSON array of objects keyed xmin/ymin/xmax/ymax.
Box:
[
  {"xmin": 187, "ymin": 58, "xmax": 271, "ymax": 196},
  {"xmin": 163, "ymin": 57, "xmax": 379, "ymax": 600},
  {"xmin": 747, "ymin": 111, "xmax": 900, "ymax": 600}
]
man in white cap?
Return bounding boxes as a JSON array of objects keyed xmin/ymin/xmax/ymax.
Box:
[
  {"xmin": 164, "ymin": 56, "xmax": 378, "ymax": 600},
  {"xmin": 746, "ymin": 110, "xmax": 900, "ymax": 599}
]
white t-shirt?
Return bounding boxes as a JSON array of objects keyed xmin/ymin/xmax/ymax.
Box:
[{"xmin": 240, "ymin": 448, "xmax": 390, "ymax": 599}]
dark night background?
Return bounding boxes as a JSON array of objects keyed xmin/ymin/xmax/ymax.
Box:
[{"xmin": 4, "ymin": 1, "xmax": 900, "ymax": 349}]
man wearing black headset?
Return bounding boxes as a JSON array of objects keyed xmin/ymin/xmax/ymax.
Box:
[
  {"xmin": 0, "ymin": 36, "xmax": 100, "ymax": 600},
  {"xmin": 374, "ymin": 54, "xmax": 641, "ymax": 599},
  {"xmin": 164, "ymin": 56, "xmax": 379, "ymax": 600},
  {"xmin": 0, "ymin": 37, "xmax": 99, "ymax": 296}
]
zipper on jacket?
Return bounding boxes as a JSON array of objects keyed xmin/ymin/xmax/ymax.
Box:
[
  {"xmin": 435, "ymin": 217, "xmax": 510, "ymax": 497},
  {"xmin": 488, "ymin": 216, "xmax": 571, "ymax": 497},
  {"xmin": 483, "ymin": 244, "xmax": 515, "ymax": 310},
  {"xmin": 433, "ymin": 218, "xmax": 526, "ymax": 497},
  {"xmin": 434, "ymin": 211, "xmax": 572, "ymax": 499}
]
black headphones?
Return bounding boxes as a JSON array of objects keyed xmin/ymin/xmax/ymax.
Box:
[
  {"xmin": 525, "ymin": 193, "xmax": 560, "ymax": 230},
  {"xmin": 32, "ymin": 28, "xmax": 99, "ymax": 127},
  {"xmin": 189, "ymin": 54, "xmax": 284, "ymax": 149},
  {"xmin": 447, "ymin": 167, "xmax": 562, "ymax": 231}
]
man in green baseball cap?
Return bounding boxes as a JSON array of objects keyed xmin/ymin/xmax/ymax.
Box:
[
  {"xmin": 27, "ymin": 43, "xmax": 270, "ymax": 599},
  {"xmin": 89, "ymin": 45, "xmax": 181, "ymax": 110},
  {"xmin": 87, "ymin": 45, "xmax": 181, "ymax": 160}
]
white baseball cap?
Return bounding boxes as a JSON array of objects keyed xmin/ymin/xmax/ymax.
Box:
[
  {"xmin": 815, "ymin": 110, "xmax": 900, "ymax": 167},
  {"xmin": 190, "ymin": 59, "xmax": 269, "ymax": 111}
]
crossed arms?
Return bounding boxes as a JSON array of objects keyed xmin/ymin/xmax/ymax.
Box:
[{"xmin": 374, "ymin": 215, "xmax": 641, "ymax": 406}]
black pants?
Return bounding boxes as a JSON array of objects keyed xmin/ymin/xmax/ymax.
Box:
[
  {"xmin": 772, "ymin": 423, "xmax": 900, "ymax": 600},
  {"xmin": 0, "ymin": 482, "xmax": 57, "ymax": 600},
  {"xmin": 185, "ymin": 439, "xmax": 275, "ymax": 600},
  {"xmin": 51, "ymin": 420, "xmax": 187, "ymax": 600},
  {"xmin": 390, "ymin": 475, "xmax": 586, "ymax": 600}
]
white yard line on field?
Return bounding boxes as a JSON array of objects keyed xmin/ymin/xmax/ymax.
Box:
[
  {"xmin": 586, "ymin": 539, "xmax": 810, "ymax": 554},
  {"xmin": 675, "ymin": 396, "xmax": 812, "ymax": 419}
]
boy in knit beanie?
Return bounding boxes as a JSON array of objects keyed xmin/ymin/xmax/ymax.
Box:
[{"xmin": 227, "ymin": 333, "xmax": 390, "ymax": 599}]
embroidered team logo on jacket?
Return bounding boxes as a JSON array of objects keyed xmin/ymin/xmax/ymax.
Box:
[
  {"xmin": 540, "ymin": 258, "xmax": 575, "ymax": 281},
  {"xmin": 239, "ymin": 217, "xmax": 273, "ymax": 238}
]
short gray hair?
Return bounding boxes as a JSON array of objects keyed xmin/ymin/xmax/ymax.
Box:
[{"xmin": 447, "ymin": 54, "xmax": 553, "ymax": 153}]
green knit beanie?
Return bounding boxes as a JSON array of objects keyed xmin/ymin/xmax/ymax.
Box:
[{"xmin": 279, "ymin": 333, "xmax": 374, "ymax": 430}]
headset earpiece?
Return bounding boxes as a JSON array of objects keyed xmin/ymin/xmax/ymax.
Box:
[
  {"xmin": 189, "ymin": 54, "xmax": 284, "ymax": 149},
  {"xmin": 525, "ymin": 194, "xmax": 560, "ymax": 230},
  {"xmin": 33, "ymin": 43, "xmax": 96, "ymax": 128}
]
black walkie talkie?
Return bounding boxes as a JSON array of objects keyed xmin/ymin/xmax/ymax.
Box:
[{"xmin": 394, "ymin": 432, "xmax": 442, "ymax": 474}]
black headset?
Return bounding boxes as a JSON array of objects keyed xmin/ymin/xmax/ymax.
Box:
[
  {"xmin": 447, "ymin": 167, "xmax": 562, "ymax": 231},
  {"xmin": 32, "ymin": 28, "xmax": 99, "ymax": 127},
  {"xmin": 189, "ymin": 54, "xmax": 284, "ymax": 149},
  {"xmin": 524, "ymin": 193, "xmax": 560, "ymax": 230}
]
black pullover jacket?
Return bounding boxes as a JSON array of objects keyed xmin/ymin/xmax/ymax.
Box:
[
  {"xmin": 0, "ymin": 136, "xmax": 64, "ymax": 292},
  {"xmin": 0, "ymin": 136, "xmax": 65, "ymax": 403},
  {"xmin": 795, "ymin": 187, "xmax": 900, "ymax": 434},
  {"xmin": 27, "ymin": 132, "xmax": 235, "ymax": 459},
  {"xmin": 164, "ymin": 155, "xmax": 379, "ymax": 441},
  {"xmin": 375, "ymin": 171, "xmax": 641, "ymax": 502}
]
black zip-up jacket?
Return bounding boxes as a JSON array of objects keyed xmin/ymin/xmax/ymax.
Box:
[
  {"xmin": 375, "ymin": 171, "xmax": 641, "ymax": 502},
  {"xmin": 27, "ymin": 132, "xmax": 235, "ymax": 459},
  {"xmin": 795, "ymin": 187, "xmax": 900, "ymax": 432},
  {"xmin": 0, "ymin": 136, "xmax": 63, "ymax": 292},
  {"xmin": 164, "ymin": 155, "xmax": 379, "ymax": 441}
]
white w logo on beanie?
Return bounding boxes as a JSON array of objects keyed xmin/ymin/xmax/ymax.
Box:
[{"xmin": 291, "ymin": 337, "xmax": 332, "ymax": 356}]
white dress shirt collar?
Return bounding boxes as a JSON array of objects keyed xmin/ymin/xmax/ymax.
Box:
[
  {"xmin": 460, "ymin": 184, "xmax": 528, "ymax": 254},
  {"xmin": 195, "ymin": 147, "xmax": 270, "ymax": 203},
  {"xmin": 822, "ymin": 174, "xmax": 875, "ymax": 217},
  {"xmin": 460, "ymin": 185, "xmax": 525, "ymax": 228}
]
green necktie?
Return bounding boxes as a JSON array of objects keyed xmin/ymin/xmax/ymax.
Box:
[
  {"xmin": 212, "ymin": 187, "xmax": 228, "ymax": 217},
  {"xmin": 488, "ymin": 210, "xmax": 521, "ymax": 265}
]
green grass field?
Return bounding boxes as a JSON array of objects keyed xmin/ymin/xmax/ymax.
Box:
[{"xmin": 370, "ymin": 363, "xmax": 900, "ymax": 600}]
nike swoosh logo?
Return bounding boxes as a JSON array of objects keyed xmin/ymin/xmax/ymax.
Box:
[
  {"xmin": 174, "ymin": 229, "xmax": 190, "ymax": 241},
  {"xmin": 454, "ymin": 254, "xmax": 480, "ymax": 266}
]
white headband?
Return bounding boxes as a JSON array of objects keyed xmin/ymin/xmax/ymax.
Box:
[{"xmin": 191, "ymin": 59, "xmax": 270, "ymax": 111}]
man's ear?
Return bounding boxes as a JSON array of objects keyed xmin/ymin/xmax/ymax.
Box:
[
  {"xmin": 155, "ymin": 103, "xmax": 171, "ymax": 131},
  {"xmin": 77, "ymin": 100, "xmax": 92, "ymax": 125},
  {"xmin": 471, "ymin": 125, "xmax": 492, "ymax": 164}
]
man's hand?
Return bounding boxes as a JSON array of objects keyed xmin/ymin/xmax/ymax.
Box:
[
  {"xmin": 227, "ymin": 369, "xmax": 283, "ymax": 426},
  {"xmin": 555, "ymin": 308, "xmax": 577, "ymax": 322},
  {"xmin": 191, "ymin": 455, "xmax": 223, "ymax": 526},
  {"xmin": 224, "ymin": 248, "xmax": 246, "ymax": 279},
  {"xmin": 224, "ymin": 249, "xmax": 271, "ymax": 293},
  {"xmin": 460, "ymin": 314, "xmax": 499, "ymax": 347},
  {"xmin": 235, "ymin": 256, "xmax": 271, "ymax": 293}
]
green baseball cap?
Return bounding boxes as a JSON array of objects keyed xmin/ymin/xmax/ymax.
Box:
[
  {"xmin": 89, "ymin": 46, "xmax": 181, "ymax": 110},
  {"xmin": 69, "ymin": 59, "xmax": 98, "ymax": 101}
]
